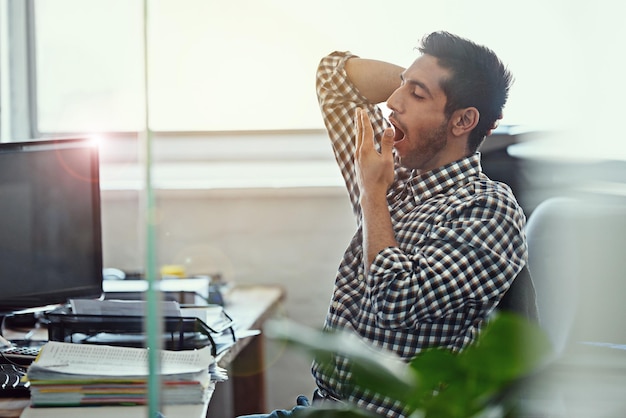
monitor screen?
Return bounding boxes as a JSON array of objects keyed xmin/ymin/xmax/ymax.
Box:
[{"xmin": 0, "ymin": 138, "xmax": 103, "ymax": 313}]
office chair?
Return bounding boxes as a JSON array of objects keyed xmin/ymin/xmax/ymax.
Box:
[
  {"xmin": 493, "ymin": 197, "xmax": 580, "ymax": 417},
  {"xmin": 496, "ymin": 197, "xmax": 580, "ymax": 357},
  {"xmin": 525, "ymin": 197, "xmax": 581, "ymax": 357}
]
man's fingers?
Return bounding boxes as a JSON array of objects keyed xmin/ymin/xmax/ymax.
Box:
[
  {"xmin": 359, "ymin": 108, "xmax": 374, "ymax": 148},
  {"xmin": 380, "ymin": 127, "xmax": 394, "ymax": 157},
  {"xmin": 356, "ymin": 108, "xmax": 375, "ymax": 153},
  {"xmin": 355, "ymin": 108, "xmax": 362, "ymax": 151}
]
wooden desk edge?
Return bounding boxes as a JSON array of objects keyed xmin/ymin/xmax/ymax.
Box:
[{"xmin": 217, "ymin": 283, "xmax": 286, "ymax": 366}]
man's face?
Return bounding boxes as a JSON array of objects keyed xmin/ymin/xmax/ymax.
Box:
[{"xmin": 386, "ymin": 54, "xmax": 452, "ymax": 172}]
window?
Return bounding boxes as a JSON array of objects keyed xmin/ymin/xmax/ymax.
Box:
[
  {"xmin": 33, "ymin": 0, "xmax": 144, "ymax": 133},
  {"xmin": 25, "ymin": 0, "xmax": 595, "ymax": 134},
  {"xmin": 3, "ymin": 0, "xmax": 624, "ymax": 162}
]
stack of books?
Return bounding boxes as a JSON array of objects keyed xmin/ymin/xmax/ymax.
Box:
[{"xmin": 26, "ymin": 341, "xmax": 218, "ymax": 407}]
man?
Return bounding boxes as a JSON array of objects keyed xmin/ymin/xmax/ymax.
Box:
[{"xmin": 243, "ymin": 31, "xmax": 526, "ymax": 418}]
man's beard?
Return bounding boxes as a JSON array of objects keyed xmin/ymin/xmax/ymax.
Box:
[{"xmin": 399, "ymin": 119, "xmax": 448, "ymax": 171}]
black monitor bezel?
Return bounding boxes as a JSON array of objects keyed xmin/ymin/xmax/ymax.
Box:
[{"xmin": 0, "ymin": 137, "xmax": 104, "ymax": 313}]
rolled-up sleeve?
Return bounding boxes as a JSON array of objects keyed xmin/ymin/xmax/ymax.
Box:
[
  {"xmin": 366, "ymin": 192, "xmax": 527, "ymax": 329},
  {"xmin": 316, "ymin": 51, "xmax": 387, "ymax": 217}
]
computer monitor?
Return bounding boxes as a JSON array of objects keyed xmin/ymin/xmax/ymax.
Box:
[{"xmin": 0, "ymin": 138, "xmax": 103, "ymax": 313}]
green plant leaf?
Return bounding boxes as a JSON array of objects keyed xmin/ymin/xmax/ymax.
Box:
[
  {"xmin": 265, "ymin": 313, "xmax": 552, "ymax": 418},
  {"xmin": 265, "ymin": 318, "xmax": 417, "ymax": 395},
  {"xmin": 408, "ymin": 348, "xmax": 460, "ymax": 391},
  {"xmin": 459, "ymin": 313, "xmax": 552, "ymax": 382}
]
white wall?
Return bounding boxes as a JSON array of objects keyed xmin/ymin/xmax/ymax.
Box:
[{"xmin": 101, "ymin": 186, "xmax": 357, "ymax": 410}]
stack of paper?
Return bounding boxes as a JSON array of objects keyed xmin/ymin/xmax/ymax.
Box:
[{"xmin": 26, "ymin": 341, "xmax": 214, "ymax": 407}]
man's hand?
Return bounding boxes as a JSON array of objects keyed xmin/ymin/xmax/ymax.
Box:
[
  {"xmin": 355, "ymin": 108, "xmax": 398, "ymax": 268},
  {"xmin": 354, "ymin": 108, "xmax": 395, "ymax": 198}
]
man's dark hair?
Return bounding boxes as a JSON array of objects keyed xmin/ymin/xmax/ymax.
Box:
[{"xmin": 418, "ymin": 31, "xmax": 513, "ymax": 153}]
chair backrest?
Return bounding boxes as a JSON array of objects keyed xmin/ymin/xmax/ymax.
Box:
[
  {"xmin": 524, "ymin": 197, "xmax": 581, "ymax": 355},
  {"xmin": 495, "ymin": 264, "xmax": 539, "ymax": 323},
  {"xmin": 495, "ymin": 197, "xmax": 581, "ymax": 356}
]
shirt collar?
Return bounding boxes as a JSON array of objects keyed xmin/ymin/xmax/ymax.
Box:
[{"xmin": 408, "ymin": 153, "xmax": 483, "ymax": 202}]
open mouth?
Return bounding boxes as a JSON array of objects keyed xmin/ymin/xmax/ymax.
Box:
[{"xmin": 389, "ymin": 119, "xmax": 406, "ymax": 143}]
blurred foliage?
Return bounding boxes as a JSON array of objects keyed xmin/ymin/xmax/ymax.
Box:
[{"xmin": 266, "ymin": 312, "xmax": 552, "ymax": 418}]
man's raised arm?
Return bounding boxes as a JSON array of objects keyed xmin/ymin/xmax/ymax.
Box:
[{"xmin": 344, "ymin": 58, "xmax": 404, "ymax": 104}]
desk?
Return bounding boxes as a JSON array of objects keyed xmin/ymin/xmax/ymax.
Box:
[
  {"xmin": 212, "ymin": 284, "xmax": 286, "ymax": 417},
  {"xmin": 2, "ymin": 284, "xmax": 285, "ymax": 418}
]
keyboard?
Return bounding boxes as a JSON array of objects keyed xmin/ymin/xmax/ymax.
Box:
[
  {"xmin": 0, "ymin": 363, "xmax": 30, "ymax": 397},
  {"xmin": 0, "ymin": 341, "xmax": 45, "ymax": 365}
]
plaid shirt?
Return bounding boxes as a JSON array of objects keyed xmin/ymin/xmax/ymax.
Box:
[{"xmin": 311, "ymin": 51, "xmax": 528, "ymax": 417}]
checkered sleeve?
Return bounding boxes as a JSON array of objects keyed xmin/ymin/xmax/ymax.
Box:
[
  {"xmin": 367, "ymin": 187, "xmax": 527, "ymax": 330},
  {"xmin": 316, "ymin": 51, "xmax": 389, "ymax": 218}
]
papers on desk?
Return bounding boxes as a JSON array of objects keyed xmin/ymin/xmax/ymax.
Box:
[{"xmin": 26, "ymin": 341, "xmax": 215, "ymax": 407}]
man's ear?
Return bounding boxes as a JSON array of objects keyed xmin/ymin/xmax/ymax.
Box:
[{"xmin": 450, "ymin": 107, "xmax": 479, "ymax": 136}]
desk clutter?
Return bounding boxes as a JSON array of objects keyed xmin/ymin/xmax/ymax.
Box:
[
  {"xmin": 0, "ymin": 341, "xmax": 46, "ymax": 366},
  {"xmin": 46, "ymin": 299, "xmax": 237, "ymax": 356},
  {"xmin": 0, "ymin": 363, "xmax": 30, "ymax": 397},
  {"xmin": 25, "ymin": 341, "xmax": 223, "ymax": 407},
  {"xmin": 0, "ymin": 296, "xmax": 245, "ymax": 413},
  {"xmin": 1, "ymin": 300, "xmax": 237, "ymax": 363},
  {"xmin": 0, "ymin": 284, "xmax": 283, "ymax": 417}
]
